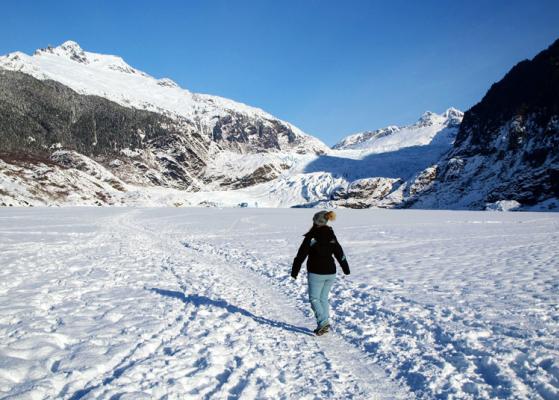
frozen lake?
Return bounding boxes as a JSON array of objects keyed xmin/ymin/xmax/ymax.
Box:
[{"xmin": 0, "ymin": 208, "xmax": 557, "ymax": 399}]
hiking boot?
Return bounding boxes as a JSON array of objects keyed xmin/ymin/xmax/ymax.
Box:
[{"xmin": 314, "ymin": 323, "xmax": 330, "ymax": 336}]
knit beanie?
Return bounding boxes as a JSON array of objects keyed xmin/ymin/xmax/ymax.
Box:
[{"xmin": 313, "ymin": 210, "xmax": 336, "ymax": 226}]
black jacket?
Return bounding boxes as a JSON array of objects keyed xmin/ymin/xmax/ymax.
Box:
[{"xmin": 291, "ymin": 225, "xmax": 350, "ymax": 278}]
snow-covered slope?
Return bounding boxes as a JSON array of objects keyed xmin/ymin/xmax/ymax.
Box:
[
  {"xmin": 334, "ymin": 107, "xmax": 463, "ymax": 152},
  {"xmin": 0, "ymin": 41, "xmax": 336, "ymax": 205},
  {"xmin": 300, "ymin": 109, "xmax": 463, "ymax": 208},
  {"xmin": 175, "ymin": 110, "xmax": 466, "ymax": 208},
  {"xmin": 0, "ymin": 41, "xmax": 328, "ymax": 155}
]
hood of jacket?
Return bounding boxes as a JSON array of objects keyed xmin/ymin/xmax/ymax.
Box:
[{"xmin": 304, "ymin": 225, "xmax": 335, "ymax": 242}]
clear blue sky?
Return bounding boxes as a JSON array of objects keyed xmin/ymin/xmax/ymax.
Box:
[{"xmin": 2, "ymin": 1, "xmax": 559, "ymax": 145}]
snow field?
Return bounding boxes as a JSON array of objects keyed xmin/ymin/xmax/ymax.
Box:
[
  {"xmin": 0, "ymin": 208, "xmax": 557, "ymax": 399},
  {"xmin": 0, "ymin": 209, "xmax": 404, "ymax": 399}
]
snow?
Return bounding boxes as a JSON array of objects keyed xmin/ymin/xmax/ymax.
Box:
[
  {"xmin": 333, "ymin": 109, "xmax": 463, "ymax": 153},
  {"xmin": 1, "ymin": 208, "xmax": 557, "ymax": 399},
  {"xmin": 0, "ymin": 41, "xmax": 468, "ymax": 208},
  {"xmin": 0, "ymin": 134, "xmax": 452, "ymax": 207},
  {"xmin": 0, "ymin": 42, "xmax": 327, "ymax": 154},
  {"xmin": 0, "ymin": 158, "xmax": 128, "ymax": 207},
  {"xmin": 144, "ymin": 111, "xmax": 464, "ymax": 207},
  {"xmin": 485, "ymin": 200, "xmax": 522, "ymax": 212}
]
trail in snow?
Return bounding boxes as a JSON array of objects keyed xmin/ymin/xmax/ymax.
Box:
[
  {"xmin": 0, "ymin": 208, "xmax": 407, "ymax": 400},
  {"xmin": 1, "ymin": 208, "xmax": 557, "ymax": 399}
]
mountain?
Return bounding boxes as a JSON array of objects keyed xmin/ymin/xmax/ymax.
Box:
[
  {"xmin": 333, "ymin": 107, "xmax": 463, "ymax": 152},
  {"xmin": 407, "ymin": 38, "xmax": 559, "ymax": 211},
  {"xmin": 179, "ymin": 108, "xmax": 464, "ymax": 209},
  {"xmin": 0, "ymin": 41, "xmax": 327, "ymax": 154},
  {"xmin": 317, "ymin": 109, "xmax": 463, "ymax": 208},
  {"xmin": 0, "ymin": 41, "xmax": 328, "ymax": 206},
  {"xmin": 2, "ymin": 39, "xmax": 557, "ymax": 210}
]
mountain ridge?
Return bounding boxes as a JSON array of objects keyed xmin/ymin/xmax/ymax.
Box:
[
  {"xmin": 333, "ymin": 107, "xmax": 463, "ymax": 151},
  {"xmin": 1, "ymin": 39, "xmax": 557, "ymax": 210},
  {"xmin": 407, "ymin": 38, "xmax": 559, "ymax": 211},
  {"xmin": 0, "ymin": 40, "xmax": 328, "ymax": 156}
]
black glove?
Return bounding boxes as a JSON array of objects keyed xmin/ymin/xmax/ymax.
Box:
[{"xmin": 291, "ymin": 258, "xmax": 302, "ymax": 280}]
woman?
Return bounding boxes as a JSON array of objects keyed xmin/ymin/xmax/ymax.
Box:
[{"xmin": 291, "ymin": 210, "xmax": 350, "ymax": 336}]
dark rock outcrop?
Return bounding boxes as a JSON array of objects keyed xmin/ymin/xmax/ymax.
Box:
[
  {"xmin": 210, "ymin": 113, "xmax": 306, "ymax": 154},
  {"xmin": 411, "ymin": 38, "xmax": 559, "ymax": 210},
  {"xmin": 0, "ymin": 69, "xmax": 209, "ymax": 190}
]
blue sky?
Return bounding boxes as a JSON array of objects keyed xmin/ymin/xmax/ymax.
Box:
[{"xmin": 2, "ymin": 1, "xmax": 559, "ymax": 145}]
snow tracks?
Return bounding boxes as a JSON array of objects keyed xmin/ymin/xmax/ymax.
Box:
[
  {"xmin": 4, "ymin": 208, "xmax": 555, "ymax": 399},
  {"xmin": 0, "ymin": 208, "xmax": 407, "ymax": 399},
  {"xmin": 118, "ymin": 209, "xmax": 407, "ymax": 399}
]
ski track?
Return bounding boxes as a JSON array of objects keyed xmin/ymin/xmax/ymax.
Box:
[{"xmin": 1, "ymin": 208, "xmax": 557, "ymax": 399}]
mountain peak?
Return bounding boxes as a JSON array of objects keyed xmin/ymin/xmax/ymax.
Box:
[
  {"xmin": 58, "ymin": 40, "xmax": 83, "ymax": 52},
  {"xmin": 31, "ymin": 40, "xmax": 146, "ymax": 77},
  {"xmin": 416, "ymin": 108, "xmax": 463, "ymax": 127},
  {"xmin": 443, "ymin": 107, "xmax": 463, "ymax": 119},
  {"xmin": 35, "ymin": 40, "xmax": 89, "ymax": 64},
  {"xmin": 416, "ymin": 111, "xmax": 441, "ymax": 126},
  {"xmin": 442, "ymin": 107, "xmax": 464, "ymax": 127}
]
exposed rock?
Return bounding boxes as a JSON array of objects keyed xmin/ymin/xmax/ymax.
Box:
[
  {"xmin": 329, "ymin": 177, "xmax": 402, "ymax": 208},
  {"xmin": 410, "ymin": 38, "xmax": 559, "ymax": 210},
  {"xmin": 0, "ymin": 72, "xmax": 180, "ymax": 193}
]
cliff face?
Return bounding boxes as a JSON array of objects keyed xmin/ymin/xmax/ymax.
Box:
[
  {"xmin": 410, "ymin": 39, "xmax": 559, "ymax": 211},
  {"xmin": 455, "ymin": 39, "xmax": 559, "ymax": 151}
]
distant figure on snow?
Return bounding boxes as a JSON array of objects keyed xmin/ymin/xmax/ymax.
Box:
[{"xmin": 291, "ymin": 211, "xmax": 350, "ymax": 336}]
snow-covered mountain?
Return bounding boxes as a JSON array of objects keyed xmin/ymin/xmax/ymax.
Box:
[
  {"xmin": 1, "ymin": 39, "xmax": 557, "ymax": 210},
  {"xmin": 0, "ymin": 41, "xmax": 333, "ymax": 205},
  {"xmin": 333, "ymin": 107, "xmax": 463, "ymax": 152},
  {"xmin": 0, "ymin": 41, "xmax": 327, "ymax": 155},
  {"xmin": 407, "ymin": 38, "xmax": 559, "ymax": 211},
  {"xmin": 312, "ymin": 109, "xmax": 462, "ymax": 208},
  {"xmin": 183, "ymin": 109, "xmax": 465, "ymax": 209}
]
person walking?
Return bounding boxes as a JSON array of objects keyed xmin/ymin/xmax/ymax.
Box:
[{"xmin": 291, "ymin": 210, "xmax": 350, "ymax": 336}]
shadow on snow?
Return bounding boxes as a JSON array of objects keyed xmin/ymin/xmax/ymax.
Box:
[
  {"xmin": 304, "ymin": 128, "xmax": 455, "ymax": 180},
  {"xmin": 149, "ymin": 287, "xmax": 314, "ymax": 336}
]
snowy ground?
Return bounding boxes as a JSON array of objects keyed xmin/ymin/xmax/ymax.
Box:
[{"xmin": 0, "ymin": 208, "xmax": 558, "ymax": 400}]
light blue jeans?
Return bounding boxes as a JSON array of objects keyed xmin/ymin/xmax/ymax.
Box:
[{"xmin": 308, "ymin": 273, "xmax": 336, "ymax": 328}]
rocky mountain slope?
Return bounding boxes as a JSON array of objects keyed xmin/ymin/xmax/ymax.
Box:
[
  {"xmin": 167, "ymin": 108, "xmax": 464, "ymax": 209},
  {"xmin": 1, "ymin": 39, "xmax": 557, "ymax": 210},
  {"xmin": 0, "ymin": 41, "xmax": 329, "ymax": 205},
  {"xmin": 0, "ymin": 69, "xmax": 208, "ymax": 190},
  {"xmin": 0, "ymin": 41, "xmax": 327, "ymax": 154},
  {"xmin": 318, "ymin": 109, "xmax": 463, "ymax": 208},
  {"xmin": 407, "ymin": 38, "xmax": 559, "ymax": 211}
]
